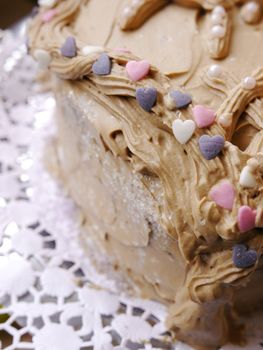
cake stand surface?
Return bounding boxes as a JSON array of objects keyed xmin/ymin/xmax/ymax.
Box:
[{"xmin": 0, "ymin": 27, "xmax": 262, "ymax": 350}]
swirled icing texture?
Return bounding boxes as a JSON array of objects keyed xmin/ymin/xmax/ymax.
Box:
[{"xmin": 28, "ymin": 0, "xmax": 263, "ymax": 349}]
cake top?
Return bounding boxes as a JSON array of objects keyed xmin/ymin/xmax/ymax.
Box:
[{"xmin": 28, "ymin": 0, "xmax": 263, "ymax": 300}]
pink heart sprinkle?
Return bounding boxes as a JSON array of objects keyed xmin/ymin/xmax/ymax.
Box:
[
  {"xmin": 42, "ymin": 9, "xmax": 58, "ymax": 23},
  {"xmin": 209, "ymin": 180, "xmax": 235, "ymax": 210},
  {"xmin": 126, "ymin": 60, "xmax": 150, "ymax": 82},
  {"xmin": 238, "ymin": 206, "xmax": 257, "ymax": 233},
  {"xmin": 192, "ymin": 105, "xmax": 216, "ymax": 128}
]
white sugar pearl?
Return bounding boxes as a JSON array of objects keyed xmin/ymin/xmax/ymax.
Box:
[
  {"xmin": 213, "ymin": 6, "xmax": 226, "ymax": 17},
  {"xmin": 132, "ymin": 0, "xmax": 144, "ymax": 6},
  {"xmin": 211, "ymin": 13, "xmax": 224, "ymax": 25},
  {"xmin": 239, "ymin": 165, "xmax": 257, "ymax": 188},
  {"xmin": 82, "ymin": 46, "xmax": 104, "ymax": 56},
  {"xmin": 242, "ymin": 76, "xmax": 256, "ymax": 90},
  {"xmin": 33, "ymin": 49, "xmax": 51, "ymax": 69},
  {"xmin": 241, "ymin": 1, "xmax": 262, "ymax": 24},
  {"xmin": 123, "ymin": 7, "xmax": 132, "ymax": 16},
  {"xmin": 246, "ymin": 1, "xmax": 260, "ymax": 12},
  {"xmin": 218, "ymin": 114, "xmax": 232, "ymax": 127},
  {"xmin": 211, "ymin": 25, "xmax": 226, "ymax": 38},
  {"xmin": 38, "ymin": 0, "xmax": 57, "ymax": 7},
  {"xmin": 208, "ymin": 64, "xmax": 222, "ymax": 78}
]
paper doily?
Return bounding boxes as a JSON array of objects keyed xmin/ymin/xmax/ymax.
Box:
[{"xmin": 0, "ymin": 26, "xmax": 263, "ymax": 350}]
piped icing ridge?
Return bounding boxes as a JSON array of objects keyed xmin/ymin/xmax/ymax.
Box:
[
  {"xmin": 120, "ymin": 0, "xmax": 260, "ymax": 59},
  {"xmin": 29, "ymin": 0, "xmax": 263, "ymax": 344}
]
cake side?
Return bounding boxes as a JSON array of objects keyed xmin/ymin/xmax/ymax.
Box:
[
  {"xmin": 54, "ymin": 78, "xmax": 187, "ymax": 303},
  {"xmin": 53, "ymin": 77, "xmax": 263, "ymax": 350}
]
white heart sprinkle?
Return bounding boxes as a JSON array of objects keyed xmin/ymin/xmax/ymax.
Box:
[
  {"xmin": 239, "ymin": 165, "xmax": 257, "ymax": 188},
  {"xmin": 172, "ymin": 119, "xmax": 196, "ymax": 145},
  {"xmin": 82, "ymin": 46, "xmax": 104, "ymax": 56},
  {"xmin": 34, "ymin": 49, "xmax": 51, "ymax": 69},
  {"xmin": 38, "ymin": 0, "xmax": 57, "ymax": 7}
]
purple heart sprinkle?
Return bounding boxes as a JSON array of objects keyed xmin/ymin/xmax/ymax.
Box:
[
  {"xmin": 198, "ymin": 134, "xmax": 225, "ymax": 160},
  {"xmin": 170, "ymin": 90, "xmax": 192, "ymax": 109},
  {"xmin": 233, "ymin": 244, "xmax": 257, "ymax": 269},
  {"xmin": 136, "ymin": 87, "xmax": 157, "ymax": 112},
  {"xmin": 61, "ymin": 36, "xmax": 77, "ymax": 58},
  {"xmin": 92, "ymin": 53, "xmax": 112, "ymax": 76}
]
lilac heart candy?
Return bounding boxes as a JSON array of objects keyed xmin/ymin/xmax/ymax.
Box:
[
  {"xmin": 170, "ymin": 90, "xmax": 192, "ymax": 109},
  {"xmin": 198, "ymin": 134, "xmax": 225, "ymax": 160},
  {"xmin": 61, "ymin": 36, "xmax": 77, "ymax": 58},
  {"xmin": 92, "ymin": 53, "xmax": 112, "ymax": 76},
  {"xmin": 136, "ymin": 87, "xmax": 157, "ymax": 112},
  {"xmin": 232, "ymin": 244, "xmax": 257, "ymax": 269}
]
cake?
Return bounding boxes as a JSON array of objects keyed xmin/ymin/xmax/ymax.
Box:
[{"xmin": 28, "ymin": 0, "xmax": 263, "ymax": 349}]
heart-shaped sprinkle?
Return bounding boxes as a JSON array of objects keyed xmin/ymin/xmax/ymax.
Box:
[
  {"xmin": 42, "ymin": 9, "xmax": 58, "ymax": 23},
  {"xmin": 34, "ymin": 49, "xmax": 51, "ymax": 69},
  {"xmin": 198, "ymin": 135, "xmax": 225, "ymax": 160},
  {"xmin": 232, "ymin": 244, "xmax": 257, "ymax": 269},
  {"xmin": 38, "ymin": 0, "xmax": 57, "ymax": 7},
  {"xmin": 239, "ymin": 165, "xmax": 257, "ymax": 188},
  {"xmin": 169, "ymin": 90, "xmax": 192, "ymax": 109},
  {"xmin": 92, "ymin": 53, "xmax": 112, "ymax": 76},
  {"xmin": 136, "ymin": 87, "xmax": 157, "ymax": 112},
  {"xmin": 193, "ymin": 105, "xmax": 216, "ymax": 128},
  {"xmin": 172, "ymin": 119, "xmax": 196, "ymax": 145},
  {"xmin": 126, "ymin": 60, "xmax": 150, "ymax": 82},
  {"xmin": 209, "ymin": 180, "xmax": 235, "ymax": 210},
  {"xmin": 61, "ymin": 37, "xmax": 77, "ymax": 58},
  {"xmin": 238, "ymin": 206, "xmax": 256, "ymax": 232}
]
